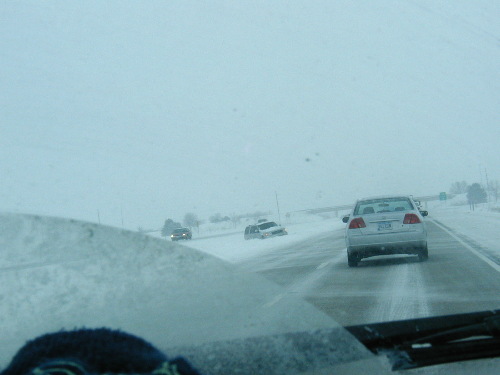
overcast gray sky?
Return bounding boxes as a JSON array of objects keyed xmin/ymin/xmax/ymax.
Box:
[{"xmin": 1, "ymin": 1, "xmax": 499, "ymax": 230}]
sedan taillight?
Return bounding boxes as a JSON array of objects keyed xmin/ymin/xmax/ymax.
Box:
[
  {"xmin": 403, "ymin": 213, "xmax": 421, "ymax": 224},
  {"xmin": 349, "ymin": 217, "xmax": 366, "ymax": 229}
]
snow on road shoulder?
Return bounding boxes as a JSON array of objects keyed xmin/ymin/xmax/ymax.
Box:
[
  {"xmin": 188, "ymin": 219, "xmax": 345, "ymax": 263},
  {"xmin": 427, "ymin": 198, "xmax": 500, "ymax": 266}
]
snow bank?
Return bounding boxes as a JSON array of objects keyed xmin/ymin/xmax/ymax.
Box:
[{"xmin": 0, "ymin": 213, "xmax": 341, "ymax": 367}]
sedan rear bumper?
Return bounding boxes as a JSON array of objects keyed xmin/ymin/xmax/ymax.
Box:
[{"xmin": 347, "ymin": 230, "xmax": 426, "ymax": 258}]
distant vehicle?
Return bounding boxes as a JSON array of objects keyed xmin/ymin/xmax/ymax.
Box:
[
  {"xmin": 244, "ymin": 221, "xmax": 287, "ymax": 240},
  {"xmin": 406, "ymin": 197, "xmax": 429, "ymax": 216},
  {"xmin": 343, "ymin": 195, "xmax": 428, "ymax": 267},
  {"xmin": 170, "ymin": 227, "xmax": 192, "ymax": 241}
]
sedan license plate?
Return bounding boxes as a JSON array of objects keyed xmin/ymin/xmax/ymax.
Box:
[{"xmin": 378, "ymin": 222, "xmax": 392, "ymax": 231}]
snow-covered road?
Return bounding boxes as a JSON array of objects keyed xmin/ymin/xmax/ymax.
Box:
[
  {"xmin": 187, "ymin": 199, "xmax": 500, "ymax": 328},
  {"xmin": 189, "ymin": 200, "xmax": 500, "ymax": 271}
]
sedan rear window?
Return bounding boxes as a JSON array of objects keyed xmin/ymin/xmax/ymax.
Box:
[{"xmin": 354, "ymin": 198, "xmax": 414, "ymax": 215}]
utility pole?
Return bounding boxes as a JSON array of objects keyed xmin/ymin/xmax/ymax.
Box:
[
  {"xmin": 97, "ymin": 210, "xmax": 101, "ymax": 224},
  {"xmin": 275, "ymin": 191, "xmax": 282, "ymax": 224},
  {"xmin": 485, "ymin": 168, "xmax": 490, "ymax": 205}
]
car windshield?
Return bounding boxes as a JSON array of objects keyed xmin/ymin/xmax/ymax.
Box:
[
  {"xmin": 173, "ymin": 228, "xmax": 189, "ymax": 233},
  {"xmin": 1, "ymin": 1, "xmax": 499, "ymax": 373},
  {"xmin": 354, "ymin": 197, "xmax": 414, "ymax": 214},
  {"xmin": 258, "ymin": 222, "xmax": 278, "ymax": 230}
]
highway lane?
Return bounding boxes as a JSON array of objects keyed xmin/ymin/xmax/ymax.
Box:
[{"xmin": 237, "ymin": 219, "xmax": 500, "ymax": 326}]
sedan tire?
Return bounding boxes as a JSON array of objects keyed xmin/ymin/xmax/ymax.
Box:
[
  {"xmin": 347, "ymin": 252, "xmax": 359, "ymax": 267},
  {"xmin": 418, "ymin": 246, "xmax": 429, "ymax": 262}
]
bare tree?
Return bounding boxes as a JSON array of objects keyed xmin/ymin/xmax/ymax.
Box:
[
  {"xmin": 230, "ymin": 214, "xmax": 240, "ymax": 228},
  {"xmin": 161, "ymin": 218, "xmax": 181, "ymax": 237},
  {"xmin": 450, "ymin": 181, "xmax": 468, "ymax": 194},
  {"xmin": 488, "ymin": 180, "xmax": 499, "ymax": 203},
  {"xmin": 467, "ymin": 183, "xmax": 487, "ymax": 210},
  {"xmin": 183, "ymin": 212, "xmax": 198, "ymax": 228},
  {"xmin": 209, "ymin": 213, "xmax": 223, "ymax": 223}
]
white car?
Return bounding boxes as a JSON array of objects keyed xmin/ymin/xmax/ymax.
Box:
[
  {"xmin": 244, "ymin": 221, "xmax": 287, "ymax": 240},
  {"xmin": 343, "ymin": 195, "xmax": 428, "ymax": 267}
]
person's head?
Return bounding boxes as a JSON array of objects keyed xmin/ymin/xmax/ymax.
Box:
[{"xmin": 1, "ymin": 328, "xmax": 201, "ymax": 375}]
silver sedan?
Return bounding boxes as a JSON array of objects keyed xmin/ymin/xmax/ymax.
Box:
[{"xmin": 343, "ymin": 196, "xmax": 428, "ymax": 267}]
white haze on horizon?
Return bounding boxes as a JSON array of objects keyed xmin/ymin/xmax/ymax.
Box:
[{"xmin": 1, "ymin": 0, "xmax": 499, "ymax": 230}]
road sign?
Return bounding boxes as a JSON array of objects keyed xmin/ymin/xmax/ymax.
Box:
[{"xmin": 439, "ymin": 192, "xmax": 447, "ymax": 201}]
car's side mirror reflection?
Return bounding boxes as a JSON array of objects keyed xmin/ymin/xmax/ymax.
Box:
[
  {"xmin": 342, "ymin": 215, "xmax": 350, "ymax": 223},
  {"xmin": 420, "ymin": 210, "xmax": 428, "ymax": 217}
]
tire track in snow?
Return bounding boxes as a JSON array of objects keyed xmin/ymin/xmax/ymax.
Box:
[
  {"xmin": 263, "ymin": 251, "xmax": 347, "ymax": 307},
  {"xmin": 238, "ymin": 230, "xmax": 344, "ymax": 273},
  {"xmin": 369, "ymin": 261, "xmax": 431, "ymax": 323}
]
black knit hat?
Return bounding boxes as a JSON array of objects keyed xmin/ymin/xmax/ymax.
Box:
[{"xmin": 1, "ymin": 328, "xmax": 201, "ymax": 375}]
